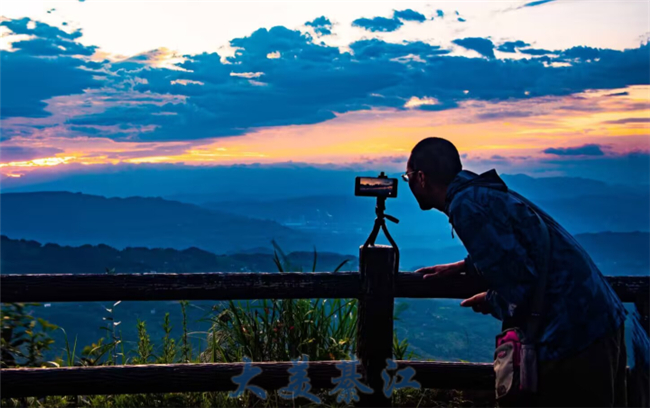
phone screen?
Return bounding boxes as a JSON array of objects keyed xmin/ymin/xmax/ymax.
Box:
[{"xmin": 355, "ymin": 177, "xmax": 398, "ymax": 198}]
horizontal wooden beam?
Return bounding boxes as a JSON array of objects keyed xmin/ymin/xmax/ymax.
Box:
[
  {"xmin": 1, "ymin": 360, "xmax": 494, "ymax": 398},
  {"xmin": 395, "ymin": 274, "xmax": 486, "ymax": 299},
  {"xmin": 1, "ymin": 273, "xmax": 647, "ymax": 304},
  {"xmin": 395, "ymin": 274, "xmax": 649, "ymax": 303},
  {"xmin": 0, "ymin": 272, "xmax": 361, "ymax": 303}
]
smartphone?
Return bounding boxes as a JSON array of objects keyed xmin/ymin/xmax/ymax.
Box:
[{"xmin": 355, "ymin": 176, "xmax": 398, "ymax": 198}]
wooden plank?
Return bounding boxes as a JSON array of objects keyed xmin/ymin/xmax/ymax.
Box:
[
  {"xmin": 404, "ymin": 361, "xmax": 494, "ymax": 390},
  {"xmin": 1, "ymin": 360, "xmax": 494, "ymax": 398},
  {"xmin": 395, "ymin": 274, "xmax": 649, "ymax": 303},
  {"xmin": 1, "ymin": 361, "xmax": 340, "ymax": 398},
  {"xmin": 356, "ymin": 245, "xmax": 396, "ymax": 407},
  {"xmin": 0, "ymin": 272, "xmax": 361, "ymax": 303},
  {"xmin": 2, "ymin": 273, "xmax": 646, "ymax": 304},
  {"xmin": 395, "ymin": 274, "xmax": 487, "ymax": 299}
]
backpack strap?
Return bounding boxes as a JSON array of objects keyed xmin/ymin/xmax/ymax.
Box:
[{"xmin": 525, "ymin": 209, "xmax": 552, "ymax": 343}]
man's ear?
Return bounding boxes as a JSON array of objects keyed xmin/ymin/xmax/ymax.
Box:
[{"xmin": 418, "ymin": 170, "xmax": 427, "ymax": 189}]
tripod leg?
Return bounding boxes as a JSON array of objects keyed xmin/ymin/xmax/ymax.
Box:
[
  {"xmin": 363, "ymin": 218, "xmax": 382, "ymax": 248},
  {"xmin": 381, "ymin": 222, "xmax": 400, "ymax": 275}
]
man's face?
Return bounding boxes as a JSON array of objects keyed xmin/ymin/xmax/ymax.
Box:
[{"xmin": 406, "ymin": 160, "xmax": 434, "ymax": 210}]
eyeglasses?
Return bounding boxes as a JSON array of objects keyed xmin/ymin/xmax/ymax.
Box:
[{"xmin": 401, "ymin": 171, "xmax": 416, "ymax": 182}]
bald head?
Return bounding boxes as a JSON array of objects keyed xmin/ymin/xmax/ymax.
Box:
[{"xmin": 408, "ymin": 137, "xmax": 462, "ymax": 186}]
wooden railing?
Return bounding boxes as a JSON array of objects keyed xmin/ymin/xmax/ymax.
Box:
[{"xmin": 2, "ymin": 246, "xmax": 648, "ymax": 406}]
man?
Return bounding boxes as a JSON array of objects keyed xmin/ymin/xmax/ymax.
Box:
[{"xmin": 405, "ymin": 137, "xmax": 628, "ymax": 407}]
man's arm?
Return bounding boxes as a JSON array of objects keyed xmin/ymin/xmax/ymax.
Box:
[{"xmin": 451, "ymin": 193, "xmax": 544, "ymax": 320}]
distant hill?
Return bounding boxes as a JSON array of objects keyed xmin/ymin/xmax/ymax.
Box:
[
  {"xmin": 201, "ymin": 186, "xmax": 649, "ymax": 244},
  {"xmin": 404, "ymin": 231, "xmax": 649, "ymax": 276},
  {"xmin": 574, "ymin": 231, "xmax": 649, "ymax": 275},
  {"xmin": 0, "ymin": 192, "xmax": 311, "ymax": 254},
  {"xmin": 0, "ymin": 235, "xmax": 357, "ymax": 274},
  {"xmin": 502, "ymin": 174, "xmax": 642, "ymax": 200}
]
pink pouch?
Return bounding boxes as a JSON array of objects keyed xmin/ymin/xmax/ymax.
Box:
[{"xmin": 494, "ymin": 327, "xmax": 538, "ymax": 402}]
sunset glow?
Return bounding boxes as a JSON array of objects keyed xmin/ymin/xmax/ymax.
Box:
[{"xmin": 2, "ymin": 85, "xmax": 647, "ymax": 178}]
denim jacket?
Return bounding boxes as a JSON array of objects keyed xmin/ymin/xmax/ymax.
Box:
[{"xmin": 444, "ymin": 169, "xmax": 627, "ymax": 361}]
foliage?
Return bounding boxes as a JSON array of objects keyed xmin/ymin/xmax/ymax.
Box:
[
  {"xmin": 180, "ymin": 300, "xmax": 192, "ymax": 363},
  {"xmin": 134, "ymin": 320, "xmax": 153, "ymax": 364},
  {"xmin": 159, "ymin": 312, "xmax": 177, "ymax": 364},
  {"xmin": 1, "ymin": 303, "xmax": 58, "ymax": 368},
  {"xmin": 100, "ymin": 300, "xmax": 123, "ymax": 365}
]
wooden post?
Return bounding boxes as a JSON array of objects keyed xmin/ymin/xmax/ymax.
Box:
[{"xmin": 356, "ymin": 245, "xmax": 396, "ymax": 407}]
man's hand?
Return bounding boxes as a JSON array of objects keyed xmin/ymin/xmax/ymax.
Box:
[
  {"xmin": 460, "ymin": 292, "xmax": 491, "ymax": 315},
  {"xmin": 415, "ymin": 260, "xmax": 464, "ymax": 280}
]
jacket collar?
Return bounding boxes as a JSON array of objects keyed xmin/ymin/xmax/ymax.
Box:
[{"xmin": 443, "ymin": 168, "xmax": 508, "ymax": 216}]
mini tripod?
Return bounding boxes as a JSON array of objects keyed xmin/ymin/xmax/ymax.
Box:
[
  {"xmin": 362, "ymin": 173, "xmax": 400, "ymax": 273},
  {"xmin": 362, "ymin": 194, "xmax": 400, "ymax": 249}
]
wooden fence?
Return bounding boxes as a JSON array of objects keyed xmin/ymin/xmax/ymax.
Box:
[{"xmin": 2, "ymin": 246, "xmax": 648, "ymax": 406}]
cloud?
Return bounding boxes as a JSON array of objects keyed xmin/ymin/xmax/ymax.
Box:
[
  {"xmin": 68, "ymin": 28, "xmax": 407, "ymax": 140},
  {"xmin": 3, "ymin": 18, "xmax": 650, "ymax": 143},
  {"xmin": 305, "ymin": 16, "xmax": 332, "ymax": 36},
  {"xmin": 351, "ymin": 9, "xmax": 426, "ymax": 32},
  {"xmin": 497, "ymin": 40, "xmax": 530, "ymax": 53},
  {"xmin": 605, "ymin": 91, "xmax": 629, "ymax": 97},
  {"xmin": 404, "ymin": 96, "xmax": 439, "ymax": 108},
  {"xmin": 518, "ymin": 48, "xmax": 553, "ymax": 56},
  {"xmin": 0, "ymin": 146, "xmax": 64, "ymax": 162},
  {"xmin": 61, "ymin": 37, "xmax": 650, "ymax": 140},
  {"xmin": 476, "ymin": 110, "xmax": 535, "ymax": 120},
  {"xmin": 0, "ymin": 19, "xmax": 104, "ymax": 119},
  {"xmin": 352, "ymin": 16, "xmax": 403, "ymax": 32},
  {"xmin": 358, "ymin": 154, "xmax": 408, "ymax": 166},
  {"xmin": 561, "ymin": 46, "xmax": 600, "ymax": 61},
  {"xmin": 1, "ymin": 17, "xmax": 81, "ymax": 41},
  {"xmin": 452, "ymin": 37, "xmax": 495, "ymax": 59},
  {"xmin": 12, "ymin": 38, "xmax": 95, "ymax": 57},
  {"xmin": 543, "ymin": 144, "xmax": 606, "ymax": 156},
  {"xmin": 1, "ymin": 18, "xmax": 96, "ymax": 57},
  {"xmin": 230, "ymin": 72, "xmax": 264, "ymax": 78},
  {"xmin": 393, "ymin": 9, "xmax": 426, "ymax": 23},
  {"xmin": 1, "ymin": 52, "xmax": 103, "ymax": 119},
  {"xmin": 349, "ymin": 39, "xmax": 450, "ymax": 60},
  {"xmin": 521, "ymin": 0, "xmax": 557, "ymax": 8},
  {"xmin": 601, "ymin": 117, "xmax": 650, "ymax": 124}
]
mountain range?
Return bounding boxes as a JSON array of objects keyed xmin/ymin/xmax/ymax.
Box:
[
  {"xmin": 1, "ymin": 235, "xmax": 356, "ymax": 275},
  {"xmin": 3, "ymin": 174, "xmax": 649, "ymax": 266},
  {"xmin": 0, "ymin": 191, "xmax": 310, "ymax": 255}
]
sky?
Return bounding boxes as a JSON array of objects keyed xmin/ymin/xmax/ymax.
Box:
[{"xmin": 1, "ymin": 0, "xmax": 649, "ymax": 189}]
